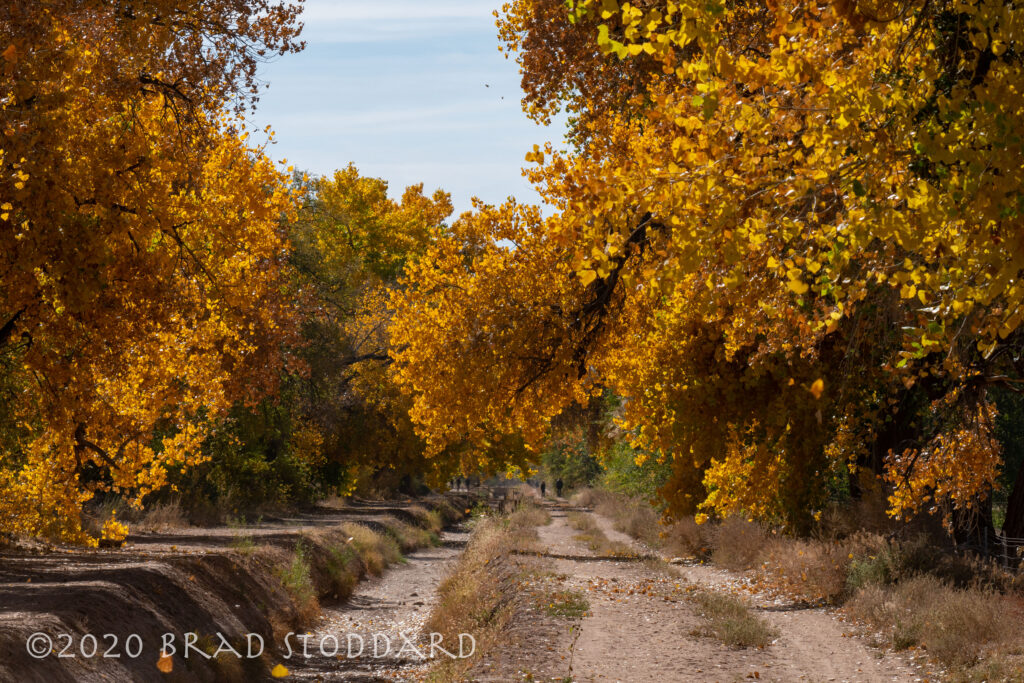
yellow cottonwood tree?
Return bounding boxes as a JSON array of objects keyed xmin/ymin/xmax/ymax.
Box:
[
  {"xmin": 395, "ymin": 0, "xmax": 1024, "ymax": 534},
  {"xmin": 0, "ymin": 0, "xmax": 303, "ymax": 542}
]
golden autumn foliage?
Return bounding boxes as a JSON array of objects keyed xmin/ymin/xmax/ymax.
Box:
[
  {"xmin": 288, "ymin": 167, "xmax": 459, "ymax": 491},
  {"xmin": 394, "ymin": 0, "xmax": 1024, "ymax": 533},
  {"xmin": 5, "ymin": 0, "xmax": 1023, "ymax": 543},
  {"xmin": 0, "ymin": 0, "xmax": 303, "ymax": 542}
]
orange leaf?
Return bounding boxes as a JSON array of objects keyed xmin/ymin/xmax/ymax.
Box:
[{"xmin": 157, "ymin": 653, "xmax": 173, "ymax": 673}]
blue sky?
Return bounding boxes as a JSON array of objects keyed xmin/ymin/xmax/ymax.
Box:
[{"xmin": 250, "ymin": 0, "xmax": 567, "ymax": 216}]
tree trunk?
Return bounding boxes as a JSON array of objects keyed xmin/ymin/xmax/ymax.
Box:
[
  {"xmin": 1001, "ymin": 463, "xmax": 1024, "ymax": 565},
  {"xmin": 951, "ymin": 499, "xmax": 997, "ymax": 557}
]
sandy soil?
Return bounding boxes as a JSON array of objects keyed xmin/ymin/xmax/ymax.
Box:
[
  {"xmin": 473, "ymin": 500, "xmax": 934, "ymax": 683},
  {"xmin": 585, "ymin": 512, "xmax": 926, "ymax": 683}
]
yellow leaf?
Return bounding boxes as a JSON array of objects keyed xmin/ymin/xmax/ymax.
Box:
[
  {"xmin": 579, "ymin": 269, "xmax": 598, "ymax": 286},
  {"xmin": 809, "ymin": 378, "xmax": 825, "ymax": 400},
  {"xmin": 788, "ymin": 278, "xmax": 809, "ymax": 295},
  {"xmin": 271, "ymin": 663, "xmax": 290, "ymax": 678}
]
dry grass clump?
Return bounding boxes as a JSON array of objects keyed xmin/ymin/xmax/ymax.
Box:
[
  {"xmin": 846, "ymin": 575, "xmax": 1016, "ymax": 669},
  {"xmin": 341, "ymin": 522, "xmax": 403, "ymax": 575},
  {"xmin": 569, "ymin": 487, "xmax": 603, "ymax": 508},
  {"xmin": 507, "ymin": 502, "xmax": 551, "ymax": 530},
  {"xmin": 759, "ymin": 536, "xmax": 852, "ymax": 603},
  {"xmin": 688, "ymin": 589, "xmax": 778, "ymax": 648},
  {"xmin": 710, "ymin": 517, "xmax": 772, "ymax": 571},
  {"xmin": 381, "ymin": 516, "xmax": 438, "ymax": 552},
  {"xmin": 572, "ymin": 488, "xmax": 670, "ymax": 550},
  {"xmin": 429, "ymin": 497, "xmax": 463, "ymax": 525},
  {"xmin": 662, "ymin": 516, "xmax": 715, "ymax": 559},
  {"xmin": 566, "ymin": 510, "xmax": 595, "ymax": 532},
  {"xmin": 137, "ymin": 500, "xmax": 188, "ymax": 531},
  {"xmin": 597, "ymin": 496, "xmax": 662, "ymax": 546},
  {"xmin": 815, "ymin": 496, "xmax": 896, "ymax": 539},
  {"xmin": 407, "ymin": 505, "xmax": 445, "ymax": 534},
  {"xmin": 84, "ymin": 496, "xmax": 189, "ymax": 538}
]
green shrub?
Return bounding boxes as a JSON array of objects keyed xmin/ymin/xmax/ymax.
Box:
[
  {"xmin": 544, "ymin": 590, "xmax": 590, "ymax": 619},
  {"xmin": 277, "ymin": 541, "xmax": 317, "ymax": 619}
]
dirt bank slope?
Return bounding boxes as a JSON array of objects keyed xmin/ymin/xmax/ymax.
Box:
[{"xmin": 0, "ymin": 495, "xmax": 472, "ymax": 683}]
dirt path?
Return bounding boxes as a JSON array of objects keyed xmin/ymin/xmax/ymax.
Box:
[
  {"xmin": 288, "ymin": 527, "xmax": 469, "ymax": 682},
  {"xmin": 530, "ymin": 504, "xmax": 926, "ymax": 683}
]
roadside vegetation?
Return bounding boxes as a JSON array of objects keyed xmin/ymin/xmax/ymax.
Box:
[
  {"xmin": 425, "ymin": 501, "xmax": 589, "ymax": 682},
  {"xmin": 573, "ymin": 487, "xmax": 1024, "ymax": 680},
  {"xmin": 687, "ymin": 589, "xmax": 777, "ymax": 649}
]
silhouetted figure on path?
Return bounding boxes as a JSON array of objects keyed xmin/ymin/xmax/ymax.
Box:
[
  {"xmin": 540, "ymin": 481, "xmax": 546, "ymax": 497},
  {"xmin": 555, "ymin": 478, "xmax": 564, "ymax": 498}
]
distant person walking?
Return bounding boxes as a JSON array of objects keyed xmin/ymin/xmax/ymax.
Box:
[
  {"xmin": 540, "ymin": 481, "xmax": 546, "ymax": 497},
  {"xmin": 555, "ymin": 478, "xmax": 564, "ymax": 498}
]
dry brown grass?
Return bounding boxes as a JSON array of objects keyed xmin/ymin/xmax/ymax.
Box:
[
  {"xmin": 569, "ymin": 487, "xmax": 603, "ymax": 508},
  {"xmin": 507, "ymin": 502, "xmax": 551, "ymax": 530},
  {"xmin": 84, "ymin": 497, "xmax": 189, "ymax": 537},
  {"xmin": 847, "ymin": 575, "xmax": 1019, "ymax": 670},
  {"xmin": 662, "ymin": 516, "xmax": 715, "ymax": 559},
  {"xmin": 407, "ymin": 505, "xmax": 445, "ymax": 534},
  {"xmin": 426, "ymin": 515, "xmax": 538, "ymax": 682},
  {"xmin": 759, "ymin": 536, "xmax": 852, "ymax": 604},
  {"xmin": 566, "ymin": 510, "xmax": 594, "ymax": 532},
  {"xmin": 571, "ymin": 488, "xmax": 662, "ymax": 540},
  {"xmin": 594, "ymin": 494, "xmax": 662, "ymax": 546},
  {"xmin": 341, "ymin": 522, "xmax": 403, "ymax": 575},
  {"xmin": 136, "ymin": 500, "xmax": 188, "ymax": 531},
  {"xmin": 709, "ymin": 517, "xmax": 772, "ymax": 571},
  {"xmin": 688, "ymin": 589, "xmax": 778, "ymax": 648},
  {"xmin": 381, "ymin": 516, "xmax": 439, "ymax": 552}
]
